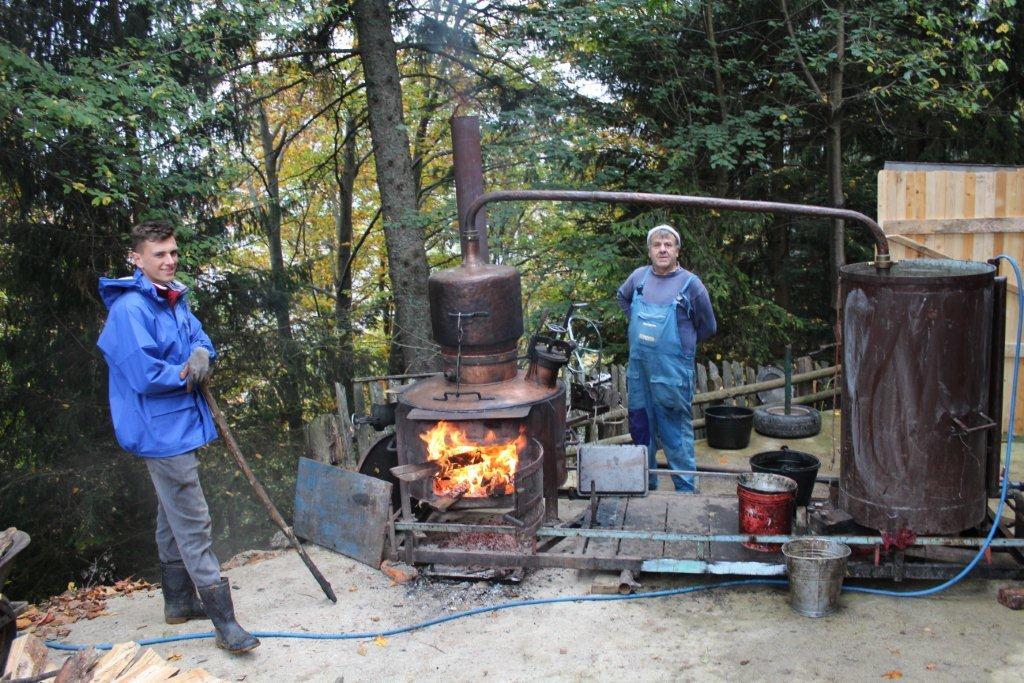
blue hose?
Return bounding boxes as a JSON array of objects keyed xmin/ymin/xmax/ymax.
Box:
[{"xmin": 44, "ymin": 256, "xmax": 1023, "ymax": 652}]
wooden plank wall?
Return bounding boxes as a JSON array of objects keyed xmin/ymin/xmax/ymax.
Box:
[{"xmin": 878, "ymin": 167, "xmax": 1024, "ymax": 433}]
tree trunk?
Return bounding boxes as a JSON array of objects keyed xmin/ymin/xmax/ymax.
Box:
[
  {"xmin": 826, "ymin": 1, "xmax": 846, "ymax": 307},
  {"xmin": 703, "ymin": 1, "xmax": 730, "ymax": 197},
  {"xmin": 257, "ymin": 104, "xmax": 303, "ymax": 428},
  {"xmin": 333, "ymin": 113, "xmax": 357, "ymax": 408},
  {"xmin": 351, "ymin": 0, "xmax": 438, "ymax": 373}
]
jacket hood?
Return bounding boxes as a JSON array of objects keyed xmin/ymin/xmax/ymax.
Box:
[{"xmin": 98, "ymin": 269, "xmax": 188, "ymax": 310}]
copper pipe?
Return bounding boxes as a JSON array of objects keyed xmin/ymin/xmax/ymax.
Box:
[
  {"xmin": 451, "ymin": 116, "xmax": 489, "ymax": 265},
  {"xmin": 461, "ymin": 189, "xmax": 891, "ymax": 265}
]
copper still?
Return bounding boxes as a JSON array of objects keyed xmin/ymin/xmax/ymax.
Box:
[{"xmin": 394, "ymin": 116, "xmax": 569, "ymax": 525}]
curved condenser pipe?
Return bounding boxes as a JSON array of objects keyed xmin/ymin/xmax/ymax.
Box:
[{"xmin": 460, "ymin": 189, "xmax": 891, "ymax": 267}]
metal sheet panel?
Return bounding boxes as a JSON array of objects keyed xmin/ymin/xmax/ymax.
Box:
[
  {"xmin": 577, "ymin": 444, "xmax": 648, "ymax": 495},
  {"xmin": 293, "ymin": 457, "xmax": 392, "ymax": 567}
]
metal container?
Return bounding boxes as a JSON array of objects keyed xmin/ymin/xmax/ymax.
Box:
[
  {"xmin": 429, "ymin": 260, "xmax": 523, "ymax": 383},
  {"xmin": 737, "ymin": 472, "xmax": 797, "ymax": 551},
  {"xmin": 782, "ymin": 538, "xmax": 850, "ymax": 617},
  {"xmin": 839, "ymin": 259, "xmax": 998, "ymax": 534}
]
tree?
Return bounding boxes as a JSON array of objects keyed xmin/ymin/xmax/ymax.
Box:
[{"xmin": 352, "ymin": 0, "xmax": 438, "ymax": 373}]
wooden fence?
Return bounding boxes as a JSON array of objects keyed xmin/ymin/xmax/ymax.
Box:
[
  {"xmin": 877, "ymin": 162, "xmax": 1024, "ymax": 433},
  {"xmin": 303, "ymin": 358, "xmax": 838, "ymax": 463}
]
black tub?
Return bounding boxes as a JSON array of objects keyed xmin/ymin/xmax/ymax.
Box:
[
  {"xmin": 704, "ymin": 406, "xmax": 754, "ymax": 450},
  {"xmin": 750, "ymin": 445, "xmax": 821, "ymax": 507}
]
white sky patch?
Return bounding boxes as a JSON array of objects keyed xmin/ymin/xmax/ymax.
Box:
[{"xmin": 553, "ymin": 62, "xmax": 611, "ymax": 102}]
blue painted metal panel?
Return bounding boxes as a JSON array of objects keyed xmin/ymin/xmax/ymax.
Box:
[{"xmin": 293, "ymin": 457, "xmax": 393, "ymax": 567}]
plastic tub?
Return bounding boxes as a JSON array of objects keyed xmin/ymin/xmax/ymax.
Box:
[
  {"xmin": 705, "ymin": 405, "xmax": 754, "ymax": 449},
  {"xmin": 750, "ymin": 446, "xmax": 821, "ymax": 507}
]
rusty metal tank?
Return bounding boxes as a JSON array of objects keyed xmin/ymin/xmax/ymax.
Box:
[{"xmin": 838, "ymin": 259, "xmax": 999, "ymax": 534}]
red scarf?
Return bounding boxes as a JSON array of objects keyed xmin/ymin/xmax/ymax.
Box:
[{"xmin": 154, "ymin": 284, "xmax": 181, "ymax": 307}]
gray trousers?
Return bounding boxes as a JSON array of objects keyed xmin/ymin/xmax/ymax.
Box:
[{"xmin": 145, "ymin": 452, "xmax": 222, "ymax": 587}]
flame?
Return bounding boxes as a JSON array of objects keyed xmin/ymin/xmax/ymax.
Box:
[{"xmin": 419, "ymin": 421, "xmax": 526, "ymax": 497}]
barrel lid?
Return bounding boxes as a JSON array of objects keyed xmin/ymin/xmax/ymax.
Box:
[{"xmin": 841, "ymin": 259, "xmax": 995, "ymax": 287}]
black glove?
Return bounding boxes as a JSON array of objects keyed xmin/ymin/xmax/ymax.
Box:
[{"xmin": 184, "ymin": 347, "xmax": 212, "ymax": 392}]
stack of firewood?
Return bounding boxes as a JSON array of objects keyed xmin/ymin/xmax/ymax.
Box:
[{"xmin": 3, "ymin": 635, "xmax": 225, "ymax": 682}]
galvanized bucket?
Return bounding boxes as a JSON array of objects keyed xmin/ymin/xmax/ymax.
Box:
[{"xmin": 782, "ymin": 538, "xmax": 851, "ymax": 617}]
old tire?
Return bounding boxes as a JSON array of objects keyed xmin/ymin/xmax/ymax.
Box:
[{"xmin": 753, "ymin": 404, "xmax": 821, "ymax": 438}]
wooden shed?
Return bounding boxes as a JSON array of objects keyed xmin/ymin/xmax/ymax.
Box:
[{"xmin": 877, "ymin": 162, "xmax": 1024, "ymax": 434}]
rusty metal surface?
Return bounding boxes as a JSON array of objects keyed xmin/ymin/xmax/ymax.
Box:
[
  {"xmin": 986, "ymin": 270, "xmax": 1007, "ymax": 498},
  {"xmin": 429, "ymin": 262, "xmax": 523, "ymax": 383},
  {"xmin": 461, "ymin": 189, "xmax": 890, "ymax": 259},
  {"xmin": 399, "ymin": 372, "xmax": 563, "ymax": 412},
  {"xmin": 839, "ymin": 259, "xmax": 996, "ymax": 534},
  {"xmin": 451, "ymin": 116, "xmax": 489, "ymax": 263}
]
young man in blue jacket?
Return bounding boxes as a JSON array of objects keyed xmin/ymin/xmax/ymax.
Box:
[
  {"xmin": 617, "ymin": 225, "xmax": 717, "ymax": 493},
  {"xmin": 97, "ymin": 220, "xmax": 258, "ymax": 653}
]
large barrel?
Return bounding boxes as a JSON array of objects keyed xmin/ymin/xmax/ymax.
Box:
[{"xmin": 839, "ymin": 259, "xmax": 996, "ymax": 534}]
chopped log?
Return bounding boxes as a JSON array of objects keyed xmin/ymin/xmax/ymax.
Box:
[
  {"xmin": 3, "ymin": 633, "xmax": 49, "ymax": 680},
  {"xmin": 111, "ymin": 648, "xmax": 178, "ymax": 682},
  {"xmin": 88, "ymin": 642, "xmax": 139, "ymax": 682},
  {"xmin": 172, "ymin": 669, "xmax": 224, "ymax": 683},
  {"xmin": 53, "ymin": 648, "xmax": 98, "ymax": 683}
]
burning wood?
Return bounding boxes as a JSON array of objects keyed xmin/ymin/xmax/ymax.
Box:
[{"xmin": 420, "ymin": 421, "xmax": 527, "ymax": 498}]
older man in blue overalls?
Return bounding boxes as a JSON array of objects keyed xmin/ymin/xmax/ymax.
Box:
[{"xmin": 617, "ymin": 225, "xmax": 717, "ymax": 492}]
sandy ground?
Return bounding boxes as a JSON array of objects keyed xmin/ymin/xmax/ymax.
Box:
[
  {"xmin": 56, "ymin": 415, "xmax": 1024, "ymax": 681},
  {"xmin": 58, "ymin": 545, "xmax": 1024, "ymax": 682}
]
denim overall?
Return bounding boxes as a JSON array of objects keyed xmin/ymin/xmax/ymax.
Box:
[{"xmin": 627, "ymin": 267, "xmax": 697, "ymax": 492}]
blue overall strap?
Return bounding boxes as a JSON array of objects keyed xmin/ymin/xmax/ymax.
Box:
[
  {"xmin": 635, "ymin": 266, "xmax": 653, "ymax": 297},
  {"xmin": 675, "ymin": 273, "xmax": 697, "ymax": 319}
]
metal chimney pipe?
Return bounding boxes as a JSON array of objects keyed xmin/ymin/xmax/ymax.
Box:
[{"xmin": 451, "ymin": 116, "xmax": 489, "ymax": 264}]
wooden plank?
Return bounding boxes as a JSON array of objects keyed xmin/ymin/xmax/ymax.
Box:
[
  {"xmin": 975, "ymin": 173, "xmax": 997, "ymax": 217},
  {"xmin": 334, "ymin": 382, "xmax": 357, "ymax": 467},
  {"xmin": 963, "ymin": 172, "xmax": 977, "ymax": 218},
  {"xmin": 883, "ymin": 217, "xmax": 1024, "ymax": 235},
  {"xmin": 584, "ymin": 497, "xmax": 628, "ymax": 558},
  {"xmin": 663, "ymin": 493, "xmax": 709, "ymax": 559},
  {"xmin": 996, "ymin": 170, "xmax": 1009, "ymax": 217},
  {"xmin": 905, "ymin": 171, "xmax": 926, "ymax": 220},
  {"xmin": 925, "ymin": 170, "xmax": 946, "ymax": 219},
  {"xmin": 618, "ymin": 495, "xmax": 668, "ymax": 559},
  {"xmin": 293, "ymin": 457, "xmax": 392, "ymax": 567},
  {"xmin": 707, "ymin": 361, "xmax": 723, "ymax": 392}
]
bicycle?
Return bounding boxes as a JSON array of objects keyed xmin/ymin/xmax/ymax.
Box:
[{"xmin": 545, "ymin": 302, "xmax": 613, "ymax": 443}]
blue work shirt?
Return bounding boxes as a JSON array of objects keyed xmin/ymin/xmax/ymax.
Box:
[
  {"xmin": 616, "ymin": 266, "xmax": 717, "ymax": 356},
  {"xmin": 97, "ymin": 269, "xmax": 218, "ymax": 457}
]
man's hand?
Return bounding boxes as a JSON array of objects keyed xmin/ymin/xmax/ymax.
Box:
[{"xmin": 180, "ymin": 347, "xmax": 212, "ymax": 392}]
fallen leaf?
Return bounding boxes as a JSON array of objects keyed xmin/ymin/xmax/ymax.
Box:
[
  {"xmin": 374, "ymin": 636, "xmax": 388, "ymax": 648},
  {"xmin": 15, "ymin": 617, "xmax": 33, "ymax": 630},
  {"xmin": 924, "ymin": 664, "xmax": 937, "ymax": 671},
  {"xmin": 881, "ymin": 671, "xmax": 903, "ymax": 680},
  {"xmin": 889, "ymin": 647, "xmax": 901, "ymax": 656},
  {"xmin": 370, "ymin": 616, "xmax": 380, "ymax": 622},
  {"xmin": 168, "ymin": 653, "xmax": 183, "ymax": 662},
  {"xmin": 558, "ymin": 648, "xmax": 567, "ymax": 655},
  {"xmin": 348, "ymin": 587, "xmax": 357, "ymax": 593},
  {"xmin": 38, "ymin": 613, "xmax": 54, "ymax": 626},
  {"xmin": 740, "ymin": 660, "xmax": 750, "ymax": 666},
  {"xmin": 356, "ymin": 643, "xmax": 367, "ymax": 656}
]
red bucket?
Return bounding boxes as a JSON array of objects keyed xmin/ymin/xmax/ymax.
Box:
[{"xmin": 737, "ymin": 472, "xmax": 797, "ymax": 551}]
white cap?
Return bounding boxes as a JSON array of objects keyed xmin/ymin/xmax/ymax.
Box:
[{"xmin": 647, "ymin": 224, "xmax": 680, "ymax": 248}]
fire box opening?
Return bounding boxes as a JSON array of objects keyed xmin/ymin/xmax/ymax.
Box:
[{"xmin": 420, "ymin": 420, "xmax": 527, "ymax": 498}]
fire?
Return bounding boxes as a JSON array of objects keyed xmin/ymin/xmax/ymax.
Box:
[{"xmin": 419, "ymin": 421, "xmax": 526, "ymax": 498}]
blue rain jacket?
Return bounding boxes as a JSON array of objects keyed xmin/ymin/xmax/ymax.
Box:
[{"xmin": 97, "ymin": 270, "xmax": 218, "ymax": 457}]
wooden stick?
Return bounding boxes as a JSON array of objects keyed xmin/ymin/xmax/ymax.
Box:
[{"xmin": 200, "ymin": 384, "xmax": 338, "ymax": 603}]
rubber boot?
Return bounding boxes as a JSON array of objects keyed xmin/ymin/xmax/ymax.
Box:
[
  {"xmin": 160, "ymin": 561, "xmax": 208, "ymax": 624},
  {"xmin": 196, "ymin": 578, "xmax": 260, "ymax": 653}
]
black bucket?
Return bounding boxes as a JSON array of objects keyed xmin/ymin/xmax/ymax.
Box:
[
  {"xmin": 750, "ymin": 445, "xmax": 821, "ymax": 507},
  {"xmin": 704, "ymin": 406, "xmax": 754, "ymax": 450}
]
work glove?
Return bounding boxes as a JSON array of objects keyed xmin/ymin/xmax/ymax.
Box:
[{"xmin": 182, "ymin": 347, "xmax": 212, "ymax": 392}]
